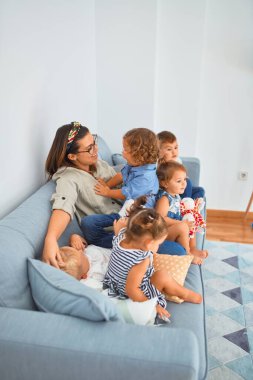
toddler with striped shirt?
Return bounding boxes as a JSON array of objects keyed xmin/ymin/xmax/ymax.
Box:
[{"xmin": 103, "ymin": 198, "xmax": 202, "ymax": 320}]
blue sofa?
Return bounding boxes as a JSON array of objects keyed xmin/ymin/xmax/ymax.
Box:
[{"xmin": 0, "ymin": 137, "xmax": 207, "ymax": 380}]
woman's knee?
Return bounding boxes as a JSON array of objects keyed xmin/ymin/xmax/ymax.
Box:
[{"xmin": 81, "ymin": 215, "xmax": 97, "ymax": 230}]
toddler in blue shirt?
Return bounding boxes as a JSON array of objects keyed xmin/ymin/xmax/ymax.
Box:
[{"xmin": 81, "ymin": 128, "xmax": 159, "ymax": 248}]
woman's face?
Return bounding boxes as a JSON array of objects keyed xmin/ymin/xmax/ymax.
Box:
[{"xmin": 68, "ymin": 133, "xmax": 98, "ymax": 170}]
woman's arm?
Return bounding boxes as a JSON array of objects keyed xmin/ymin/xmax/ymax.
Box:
[
  {"xmin": 155, "ymin": 196, "xmax": 181, "ymax": 226},
  {"xmin": 125, "ymin": 258, "xmax": 150, "ymax": 302},
  {"xmin": 42, "ymin": 209, "xmax": 71, "ymax": 268}
]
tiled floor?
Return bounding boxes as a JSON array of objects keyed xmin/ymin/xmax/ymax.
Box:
[{"xmin": 203, "ymin": 241, "xmax": 253, "ymax": 380}]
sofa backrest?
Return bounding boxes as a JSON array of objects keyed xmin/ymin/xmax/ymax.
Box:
[
  {"xmin": 97, "ymin": 135, "xmax": 114, "ymax": 166},
  {"xmin": 0, "ymin": 181, "xmax": 81, "ymax": 310},
  {"xmin": 181, "ymin": 157, "xmax": 200, "ymax": 187}
]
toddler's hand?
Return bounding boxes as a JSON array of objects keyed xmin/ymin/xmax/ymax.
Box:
[
  {"xmin": 94, "ymin": 181, "xmax": 110, "ymax": 196},
  {"xmin": 113, "ymin": 218, "xmax": 128, "ymax": 235},
  {"xmin": 69, "ymin": 234, "xmax": 87, "ymax": 250},
  {"xmin": 156, "ymin": 304, "xmax": 171, "ymax": 319}
]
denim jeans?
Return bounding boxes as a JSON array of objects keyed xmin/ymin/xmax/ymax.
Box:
[
  {"xmin": 81, "ymin": 213, "xmax": 186, "ymax": 255},
  {"xmin": 157, "ymin": 240, "xmax": 186, "ymax": 255},
  {"xmin": 81, "ymin": 213, "xmax": 120, "ymax": 248},
  {"xmin": 182, "ymin": 178, "xmax": 205, "ymax": 199}
]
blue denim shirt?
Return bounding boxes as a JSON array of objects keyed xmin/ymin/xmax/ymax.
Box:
[{"xmin": 121, "ymin": 164, "xmax": 159, "ymax": 208}]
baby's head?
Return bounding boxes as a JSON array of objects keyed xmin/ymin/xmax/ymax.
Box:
[
  {"xmin": 59, "ymin": 246, "xmax": 89, "ymax": 280},
  {"xmin": 126, "ymin": 197, "xmax": 168, "ymax": 252},
  {"xmin": 157, "ymin": 161, "xmax": 187, "ymax": 195},
  {"xmin": 122, "ymin": 128, "xmax": 159, "ymax": 166},
  {"xmin": 157, "ymin": 131, "xmax": 179, "ymax": 162}
]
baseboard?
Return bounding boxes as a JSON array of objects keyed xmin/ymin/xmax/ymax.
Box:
[{"xmin": 207, "ymin": 209, "xmax": 253, "ymax": 219}]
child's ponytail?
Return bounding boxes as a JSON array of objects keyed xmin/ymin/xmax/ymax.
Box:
[{"xmin": 125, "ymin": 196, "xmax": 168, "ymax": 241}]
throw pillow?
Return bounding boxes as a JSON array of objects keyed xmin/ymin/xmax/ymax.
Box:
[
  {"xmin": 153, "ymin": 253, "xmax": 193, "ymax": 303},
  {"xmin": 27, "ymin": 258, "xmax": 121, "ymax": 322}
]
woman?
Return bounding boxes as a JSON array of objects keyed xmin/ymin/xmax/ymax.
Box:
[{"xmin": 42, "ymin": 122, "xmax": 121, "ymax": 268}]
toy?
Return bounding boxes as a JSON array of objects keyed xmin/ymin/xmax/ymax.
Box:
[{"xmin": 180, "ymin": 197, "xmax": 206, "ymax": 238}]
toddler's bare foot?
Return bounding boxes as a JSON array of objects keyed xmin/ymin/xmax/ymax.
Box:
[
  {"xmin": 183, "ymin": 289, "xmax": 202, "ymax": 304},
  {"xmin": 190, "ymin": 247, "xmax": 208, "ymax": 258},
  {"xmin": 191, "ymin": 256, "xmax": 203, "ymax": 265}
]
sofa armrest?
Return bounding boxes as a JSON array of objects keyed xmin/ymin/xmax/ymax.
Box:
[{"xmin": 0, "ymin": 307, "xmax": 200, "ymax": 380}]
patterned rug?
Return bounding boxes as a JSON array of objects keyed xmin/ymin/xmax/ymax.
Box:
[{"xmin": 203, "ymin": 240, "xmax": 253, "ymax": 379}]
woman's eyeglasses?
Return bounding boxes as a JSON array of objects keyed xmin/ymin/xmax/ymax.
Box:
[{"xmin": 77, "ymin": 134, "xmax": 98, "ymax": 155}]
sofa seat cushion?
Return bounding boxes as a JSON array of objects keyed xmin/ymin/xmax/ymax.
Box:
[
  {"xmin": 28, "ymin": 258, "xmax": 121, "ymax": 322},
  {"xmin": 164, "ymin": 264, "xmax": 208, "ymax": 380}
]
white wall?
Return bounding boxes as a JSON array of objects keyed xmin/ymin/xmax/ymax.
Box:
[
  {"xmin": 196, "ymin": 0, "xmax": 253, "ymax": 210},
  {"xmin": 154, "ymin": 0, "xmax": 206, "ymax": 156},
  {"xmin": 0, "ymin": 0, "xmax": 252, "ymax": 219},
  {"xmin": 95, "ymin": 0, "xmax": 157, "ymax": 153},
  {"xmin": 0, "ymin": 0, "xmax": 97, "ymax": 218}
]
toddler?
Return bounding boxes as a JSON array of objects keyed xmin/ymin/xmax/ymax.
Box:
[
  {"xmin": 157, "ymin": 131, "xmax": 205, "ymax": 199},
  {"xmin": 81, "ymin": 128, "xmax": 159, "ymax": 248},
  {"xmin": 103, "ymin": 200, "xmax": 202, "ymax": 320},
  {"xmin": 156, "ymin": 161, "xmax": 208, "ymax": 262},
  {"xmin": 60, "ymin": 234, "xmax": 111, "ymax": 283}
]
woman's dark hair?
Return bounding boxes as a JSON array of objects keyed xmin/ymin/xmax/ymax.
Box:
[
  {"xmin": 125, "ymin": 196, "xmax": 168, "ymax": 241},
  {"xmin": 45, "ymin": 122, "xmax": 89, "ymax": 179}
]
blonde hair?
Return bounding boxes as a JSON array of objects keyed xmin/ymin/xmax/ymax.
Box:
[
  {"xmin": 123, "ymin": 128, "xmax": 158, "ymax": 165},
  {"xmin": 157, "ymin": 161, "xmax": 187, "ymax": 189},
  {"xmin": 59, "ymin": 247, "xmax": 83, "ymax": 280}
]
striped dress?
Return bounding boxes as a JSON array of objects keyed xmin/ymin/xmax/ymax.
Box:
[{"xmin": 103, "ymin": 229, "xmax": 166, "ymax": 308}]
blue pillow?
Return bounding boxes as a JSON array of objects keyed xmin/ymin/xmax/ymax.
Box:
[
  {"xmin": 27, "ymin": 258, "xmax": 121, "ymax": 322},
  {"xmin": 112, "ymin": 153, "xmax": 127, "ymax": 166}
]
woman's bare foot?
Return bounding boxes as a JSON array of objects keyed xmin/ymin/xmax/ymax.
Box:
[
  {"xmin": 183, "ymin": 289, "xmax": 202, "ymax": 304},
  {"xmin": 190, "ymin": 247, "xmax": 208, "ymax": 258}
]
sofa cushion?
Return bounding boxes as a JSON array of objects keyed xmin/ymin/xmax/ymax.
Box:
[
  {"xmin": 153, "ymin": 254, "xmax": 193, "ymax": 303},
  {"xmin": 28, "ymin": 258, "xmax": 121, "ymax": 322},
  {"xmin": 112, "ymin": 153, "xmax": 127, "ymax": 166},
  {"xmin": 0, "ymin": 181, "xmax": 82, "ymax": 311}
]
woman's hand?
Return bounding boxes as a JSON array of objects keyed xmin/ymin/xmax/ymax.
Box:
[
  {"xmin": 69, "ymin": 234, "xmax": 87, "ymax": 250},
  {"xmin": 96, "ymin": 178, "xmax": 108, "ymax": 187},
  {"xmin": 42, "ymin": 237, "xmax": 65, "ymax": 269},
  {"xmin": 156, "ymin": 304, "xmax": 171, "ymax": 319}
]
